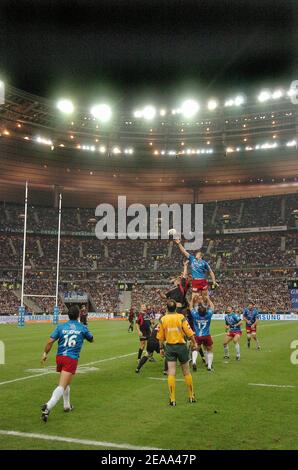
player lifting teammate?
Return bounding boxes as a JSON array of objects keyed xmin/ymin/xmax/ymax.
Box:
[
  {"xmin": 40, "ymin": 304, "xmax": 94, "ymax": 422},
  {"xmin": 157, "ymin": 259, "xmax": 190, "ymax": 313},
  {"xmin": 191, "ymin": 294, "xmax": 215, "ymax": 371}
]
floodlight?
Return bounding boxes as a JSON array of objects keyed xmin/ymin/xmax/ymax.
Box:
[
  {"xmin": 90, "ymin": 104, "xmax": 112, "ymax": 122},
  {"xmin": 258, "ymin": 90, "xmax": 271, "ymax": 102},
  {"xmin": 272, "ymin": 89, "xmax": 283, "ymax": 100},
  {"xmin": 207, "ymin": 99, "xmax": 218, "ymax": 111},
  {"xmin": 224, "ymin": 99, "xmax": 234, "ymax": 107},
  {"xmin": 143, "ymin": 105, "xmax": 156, "ymax": 120},
  {"xmin": 57, "ymin": 99, "xmax": 74, "ymax": 114},
  {"xmin": 133, "ymin": 110, "xmax": 143, "ymax": 118},
  {"xmin": 181, "ymin": 100, "xmax": 199, "ymax": 118},
  {"xmin": 234, "ymin": 95, "xmax": 245, "ymax": 106}
]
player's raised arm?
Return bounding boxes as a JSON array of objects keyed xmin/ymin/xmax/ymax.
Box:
[
  {"xmin": 157, "ymin": 288, "xmax": 167, "ymax": 300},
  {"xmin": 207, "ymin": 295, "xmax": 215, "ymax": 311},
  {"xmin": 175, "ymin": 239, "xmax": 190, "ymax": 258},
  {"xmin": 182, "ymin": 259, "xmax": 189, "ymax": 278}
]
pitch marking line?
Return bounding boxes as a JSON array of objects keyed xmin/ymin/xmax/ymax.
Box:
[
  {"xmin": 0, "ymin": 352, "xmax": 136, "ymax": 387},
  {"xmin": 0, "ymin": 430, "xmax": 160, "ymax": 450},
  {"xmin": 248, "ymin": 383, "xmax": 296, "ymax": 389},
  {"xmin": 0, "ymin": 322, "xmax": 287, "ymax": 387}
]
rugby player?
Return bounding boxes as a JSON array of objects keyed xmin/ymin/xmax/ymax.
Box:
[
  {"xmin": 157, "ymin": 259, "xmax": 190, "ymax": 313},
  {"xmin": 128, "ymin": 308, "xmax": 135, "ymax": 333},
  {"xmin": 191, "ymin": 294, "xmax": 215, "ymax": 371},
  {"xmin": 174, "ymin": 239, "xmax": 218, "ymax": 303},
  {"xmin": 243, "ymin": 303, "xmax": 260, "ymax": 350},
  {"xmin": 135, "ymin": 304, "xmax": 152, "ymax": 361},
  {"xmin": 135, "ymin": 316, "xmax": 168, "ymax": 374},
  {"xmin": 157, "ymin": 299, "xmax": 197, "ymax": 406},
  {"xmin": 40, "ymin": 304, "xmax": 94, "ymax": 422},
  {"xmin": 223, "ymin": 307, "xmax": 242, "ymax": 361}
]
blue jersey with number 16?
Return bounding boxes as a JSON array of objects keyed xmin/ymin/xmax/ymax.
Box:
[{"xmin": 50, "ymin": 320, "xmax": 93, "ymax": 360}]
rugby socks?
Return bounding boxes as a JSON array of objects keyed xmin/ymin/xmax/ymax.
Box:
[
  {"xmin": 247, "ymin": 338, "xmax": 251, "ymax": 348},
  {"xmin": 46, "ymin": 385, "xmax": 64, "ymax": 411},
  {"xmin": 235, "ymin": 343, "xmax": 240, "ymax": 358},
  {"xmin": 168, "ymin": 375, "xmax": 176, "ymax": 402},
  {"xmin": 254, "ymin": 337, "xmax": 260, "ymax": 349},
  {"xmin": 184, "ymin": 374, "xmax": 195, "ymax": 399},
  {"xmin": 63, "ymin": 386, "xmax": 71, "ymax": 409},
  {"xmin": 192, "ymin": 350, "xmax": 198, "ymax": 365},
  {"xmin": 138, "ymin": 348, "xmax": 143, "ymax": 360},
  {"xmin": 198, "ymin": 347, "xmax": 205, "ymax": 359},
  {"xmin": 137, "ymin": 355, "xmax": 148, "ymax": 370},
  {"xmin": 207, "ymin": 352, "xmax": 213, "ymax": 369},
  {"xmin": 223, "ymin": 345, "xmax": 229, "ymax": 357}
]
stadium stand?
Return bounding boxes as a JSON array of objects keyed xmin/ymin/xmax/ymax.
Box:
[{"xmin": 0, "ymin": 193, "xmax": 296, "ymax": 315}]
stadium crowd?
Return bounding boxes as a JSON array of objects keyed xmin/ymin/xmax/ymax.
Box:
[{"xmin": 0, "ymin": 193, "xmax": 296, "ymax": 315}]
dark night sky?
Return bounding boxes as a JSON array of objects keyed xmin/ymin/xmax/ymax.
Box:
[{"xmin": 0, "ymin": 0, "xmax": 296, "ymax": 105}]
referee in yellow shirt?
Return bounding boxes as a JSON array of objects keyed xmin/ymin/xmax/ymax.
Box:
[{"xmin": 157, "ymin": 299, "xmax": 197, "ymax": 406}]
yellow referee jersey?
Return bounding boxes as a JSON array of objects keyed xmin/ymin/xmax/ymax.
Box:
[{"xmin": 157, "ymin": 313, "xmax": 194, "ymax": 344}]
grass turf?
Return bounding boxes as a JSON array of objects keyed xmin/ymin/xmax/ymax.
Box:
[{"xmin": 0, "ymin": 319, "xmax": 297, "ymax": 450}]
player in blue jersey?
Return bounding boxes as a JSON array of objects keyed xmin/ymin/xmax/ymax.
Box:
[
  {"xmin": 175, "ymin": 239, "xmax": 218, "ymax": 304},
  {"xmin": 223, "ymin": 307, "xmax": 242, "ymax": 361},
  {"xmin": 40, "ymin": 304, "xmax": 94, "ymax": 422},
  {"xmin": 191, "ymin": 294, "xmax": 215, "ymax": 371},
  {"xmin": 243, "ymin": 303, "xmax": 260, "ymax": 350}
]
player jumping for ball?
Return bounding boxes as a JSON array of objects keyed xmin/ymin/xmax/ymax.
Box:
[
  {"xmin": 40, "ymin": 304, "xmax": 94, "ymax": 422},
  {"xmin": 174, "ymin": 239, "xmax": 217, "ymax": 304},
  {"xmin": 243, "ymin": 303, "xmax": 260, "ymax": 350},
  {"xmin": 223, "ymin": 306, "xmax": 242, "ymax": 361}
]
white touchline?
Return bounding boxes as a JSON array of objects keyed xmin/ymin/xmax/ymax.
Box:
[
  {"xmin": 0, "ymin": 321, "xmax": 288, "ymax": 387},
  {"xmin": 0, "ymin": 352, "xmax": 136, "ymax": 387},
  {"xmin": 0, "ymin": 371, "xmax": 53, "ymax": 387},
  {"xmin": 248, "ymin": 383, "xmax": 296, "ymax": 388},
  {"xmin": 0, "ymin": 430, "xmax": 161, "ymax": 451}
]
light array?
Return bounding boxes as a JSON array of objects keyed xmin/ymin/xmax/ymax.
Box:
[
  {"xmin": 1, "ymin": 120, "xmax": 297, "ymax": 158},
  {"xmin": 225, "ymin": 139, "xmax": 297, "ymax": 154},
  {"xmin": 154, "ymin": 148, "xmax": 214, "ymax": 156},
  {"xmin": 52, "ymin": 85, "xmax": 295, "ymax": 122},
  {"xmin": 77, "ymin": 144, "xmax": 134, "ymax": 155},
  {"xmin": 35, "ymin": 136, "xmax": 53, "ymax": 146}
]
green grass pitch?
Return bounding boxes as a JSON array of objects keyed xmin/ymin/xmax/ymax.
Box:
[{"xmin": 0, "ymin": 320, "xmax": 297, "ymax": 450}]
